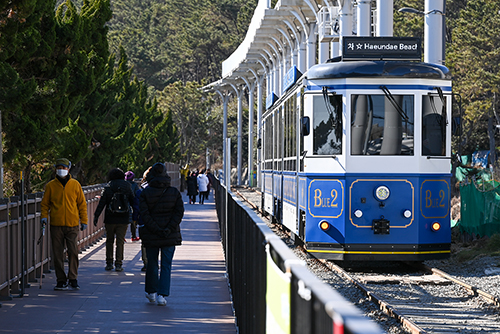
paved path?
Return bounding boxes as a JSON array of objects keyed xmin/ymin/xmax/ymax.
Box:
[{"xmin": 0, "ymin": 192, "xmax": 236, "ymax": 333}]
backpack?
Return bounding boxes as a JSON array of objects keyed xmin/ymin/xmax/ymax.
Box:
[{"xmin": 108, "ymin": 187, "xmax": 130, "ymax": 214}]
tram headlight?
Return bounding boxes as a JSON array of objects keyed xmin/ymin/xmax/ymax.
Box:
[
  {"xmin": 403, "ymin": 210, "xmax": 412, "ymax": 218},
  {"xmin": 319, "ymin": 220, "xmax": 330, "ymax": 231},
  {"xmin": 374, "ymin": 186, "xmax": 390, "ymax": 201},
  {"xmin": 354, "ymin": 209, "xmax": 363, "ymax": 218},
  {"xmin": 431, "ymin": 221, "xmax": 441, "ymax": 232}
]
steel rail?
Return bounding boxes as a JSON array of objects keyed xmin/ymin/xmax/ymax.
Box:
[
  {"xmin": 318, "ymin": 259, "xmax": 427, "ymax": 334},
  {"xmin": 420, "ymin": 264, "xmax": 500, "ymax": 307}
]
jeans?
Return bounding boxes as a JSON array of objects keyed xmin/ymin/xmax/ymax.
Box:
[
  {"xmin": 199, "ymin": 191, "xmax": 208, "ymax": 204},
  {"xmin": 130, "ymin": 220, "xmax": 137, "ymax": 239},
  {"xmin": 145, "ymin": 246, "xmax": 175, "ymax": 296}
]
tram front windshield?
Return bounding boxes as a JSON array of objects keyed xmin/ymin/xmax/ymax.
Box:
[
  {"xmin": 350, "ymin": 94, "xmax": 414, "ymax": 155},
  {"xmin": 313, "ymin": 95, "xmax": 343, "ymax": 155}
]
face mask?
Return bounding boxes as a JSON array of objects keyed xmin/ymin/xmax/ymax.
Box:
[{"xmin": 56, "ymin": 169, "xmax": 69, "ymax": 177}]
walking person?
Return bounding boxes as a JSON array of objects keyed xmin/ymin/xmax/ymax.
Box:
[
  {"xmin": 186, "ymin": 171, "xmax": 198, "ymax": 204},
  {"xmin": 206, "ymin": 168, "xmax": 214, "ymax": 199},
  {"xmin": 134, "ymin": 167, "xmax": 152, "ymax": 271},
  {"xmin": 139, "ymin": 162, "xmax": 184, "ymax": 306},
  {"xmin": 125, "ymin": 171, "xmax": 140, "ymax": 242},
  {"xmin": 41, "ymin": 158, "xmax": 88, "ymax": 291},
  {"xmin": 197, "ymin": 169, "xmax": 209, "ymax": 204},
  {"xmin": 93, "ymin": 168, "xmax": 134, "ymax": 272}
]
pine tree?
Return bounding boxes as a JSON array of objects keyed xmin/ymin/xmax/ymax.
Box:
[
  {"xmin": 0, "ymin": 0, "xmax": 112, "ymax": 194},
  {"xmin": 447, "ymin": 0, "xmax": 500, "ymax": 155}
]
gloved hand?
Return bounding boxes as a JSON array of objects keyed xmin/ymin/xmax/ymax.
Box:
[
  {"xmin": 93, "ymin": 217, "xmax": 98, "ymax": 226},
  {"xmin": 41, "ymin": 218, "xmax": 48, "ymax": 226},
  {"xmin": 161, "ymin": 228, "xmax": 171, "ymax": 238},
  {"xmin": 80, "ymin": 223, "xmax": 88, "ymax": 231}
]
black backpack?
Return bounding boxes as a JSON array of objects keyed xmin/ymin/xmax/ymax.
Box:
[{"xmin": 108, "ymin": 187, "xmax": 130, "ymax": 214}]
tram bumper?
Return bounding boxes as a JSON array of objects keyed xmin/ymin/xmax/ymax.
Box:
[{"xmin": 306, "ymin": 242, "xmax": 451, "ymax": 261}]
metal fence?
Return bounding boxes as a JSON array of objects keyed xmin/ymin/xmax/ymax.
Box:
[
  {"xmin": 0, "ymin": 185, "xmax": 105, "ymax": 299},
  {"xmin": 214, "ymin": 178, "xmax": 383, "ymax": 334}
]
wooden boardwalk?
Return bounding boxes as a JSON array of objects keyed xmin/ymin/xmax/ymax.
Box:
[{"xmin": 0, "ymin": 192, "xmax": 236, "ymax": 333}]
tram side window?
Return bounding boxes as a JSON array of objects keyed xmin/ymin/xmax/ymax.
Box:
[
  {"xmin": 313, "ymin": 95, "xmax": 343, "ymax": 155},
  {"xmin": 264, "ymin": 118, "xmax": 273, "ymax": 170},
  {"xmin": 351, "ymin": 94, "xmax": 414, "ymax": 155},
  {"xmin": 422, "ymin": 95, "xmax": 446, "ymax": 156},
  {"xmin": 284, "ymin": 98, "xmax": 297, "ymax": 171},
  {"xmin": 275, "ymin": 108, "xmax": 282, "ymax": 170}
]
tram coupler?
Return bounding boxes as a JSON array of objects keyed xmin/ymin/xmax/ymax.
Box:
[{"xmin": 372, "ymin": 218, "xmax": 390, "ymax": 234}]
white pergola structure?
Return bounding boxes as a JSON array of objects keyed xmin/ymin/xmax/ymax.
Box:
[{"xmin": 204, "ymin": 0, "xmax": 445, "ymax": 188}]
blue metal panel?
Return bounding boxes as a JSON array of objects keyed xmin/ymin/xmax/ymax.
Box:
[
  {"xmin": 263, "ymin": 172, "xmax": 273, "ymax": 195},
  {"xmin": 417, "ymin": 176, "xmax": 451, "ymax": 245},
  {"xmin": 306, "ymin": 84, "xmax": 452, "ymax": 93},
  {"xmin": 273, "ymin": 172, "xmax": 282, "ymax": 200},
  {"xmin": 266, "ymin": 92, "xmax": 278, "ymax": 109},
  {"xmin": 282, "ymin": 173, "xmax": 297, "ymax": 205},
  {"xmin": 307, "ymin": 60, "xmax": 451, "ymax": 80},
  {"xmin": 302, "ymin": 173, "xmax": 451, "ymax": 248},
  {"xmin": 283, "ymin": 66, "xmax": 302, "ymax": 93},
  {"xmin": 308, "ymin": 179, "xmax": 345, "ymax": 219},
  {"xmin": 299, "ymin": 177, "xmax": 307, "ymax": 211},
  {"xmin": 347, "ymin": 177, "xmax": 415, "ymax": 229},
  {"xmin": 345, "ymin": 176, "xmax": 417, "ymax": 245},
  {"xmin": 419, "ymin": 179, "xmax": 450, "ymax": 219},
  {"xmin": 304, "ymin": 177, "xmax": 346, "ymax": 245}
]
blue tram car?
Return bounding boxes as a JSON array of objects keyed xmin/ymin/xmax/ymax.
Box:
[{"xmin": 261, "ymin": 37, "xmax": 453, "ymax": 261}]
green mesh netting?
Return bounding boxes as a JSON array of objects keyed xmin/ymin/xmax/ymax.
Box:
[
  {"xmin": 460, "ymin": 179, "xmax": 500, "ymax": 237},
  {"xmin": 455, "ymin": 155, "xmax": 472, "ymax": 182},
  {"xmin": 456, "ymin": 154, "xmax": 493, "ymax": 182}
]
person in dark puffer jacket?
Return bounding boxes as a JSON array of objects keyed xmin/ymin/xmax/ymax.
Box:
[
  {"xmin": 139, "ymin": 162, "xmax": 184, "ymax": 306},
  {"xmin": 93, "ymin": 168, "xmax": 134, "ymax": 272}
]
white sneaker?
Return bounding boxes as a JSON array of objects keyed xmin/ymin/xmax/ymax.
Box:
[
  {"xmin": 156, "ymin": 294, "xmax": 166, "ymax": 306},
  {"xmin": 145, "ymin": 292, "xmax": 157, "ymax": 303}
]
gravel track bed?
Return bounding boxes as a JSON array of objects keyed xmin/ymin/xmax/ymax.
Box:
[{"xmin": 233, "ymin": 187, "xmax": 500, "ymax": 333}]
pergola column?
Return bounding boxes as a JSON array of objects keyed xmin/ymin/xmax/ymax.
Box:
[
  {"xmin": 215, "ymin": 90, "xmax": 230, "ymax": 184},
  {"xmin": 357, "ymin": 0, "xmax": 372, "ymax": 36},
  {"xmin": 307, "ymin": 22, "xmax": 317, "ymax": 69},
  {"xmin": 319, "ymin": 41, "xmax": 330, "ymax": 63},
  {"xmin": 236, "ymin": 86, "xmax": 244, "ymax": 185},
  {"xmin": 247, "ymin": 80, "xmax": 257, "ymax": 186},
  {"xmin": 256, "ymin": 75, "xmax": 264, "ymax": 188},
  {"xmin": 292, "ymin": 40, "xmax": 298, "ymax": 68},
  {"xmin": 298, "ymin": 30, "xmax": 307, "ymax": 73},
  {"xmin": 376, "ymin": 0, "xmax": 393, "ymax": 36},
  {"xmin": 340, "ymin": 0, "xmax": 353, "ymax": 54}
]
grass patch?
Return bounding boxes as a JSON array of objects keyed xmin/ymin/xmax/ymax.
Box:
[{"xmin": 454, "ymin": 233, "xmax": 500, "ymax": 262}]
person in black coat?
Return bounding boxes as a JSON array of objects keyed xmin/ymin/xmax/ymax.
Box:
[
  {"xmin": 125, "ymin": 171, "xmax": 141, "ymax": 241},
  {"xmin": 139, "ymin": 162, "xmax": 184, "ymax": 306},
  {"xmin": 186, "ymin": 171, "xmax": 198, "ymax": 204},
  {"xmin": 94, "ymin": 168, "xmax": 135, "ymax": 272},
  {"xmin": 132, "ymin": 167, "xmax": 151, "ymax": 272}
]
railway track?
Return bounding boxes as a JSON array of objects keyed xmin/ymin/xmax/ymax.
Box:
[
  {"xmin": 233, "ymin": 186, "xmax": 500, "ymax": 334},
  {"xmin": 322, "ymin": 260, "xmax": 500, "ymax": 334}
]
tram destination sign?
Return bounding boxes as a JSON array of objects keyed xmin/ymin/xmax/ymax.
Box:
[{"xmin": 342, "ymin": 37, "xmax": 421, "ymax": 61}]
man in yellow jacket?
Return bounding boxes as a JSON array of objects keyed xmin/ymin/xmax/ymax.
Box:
[{"xmin": 41, "ymin": 158, "xmax": 88, "ymax": 291}]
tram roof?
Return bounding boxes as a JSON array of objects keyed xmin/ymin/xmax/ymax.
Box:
[{"xmin": 307, "ymin": 60, "xmax": 451, "ymax": 81}]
